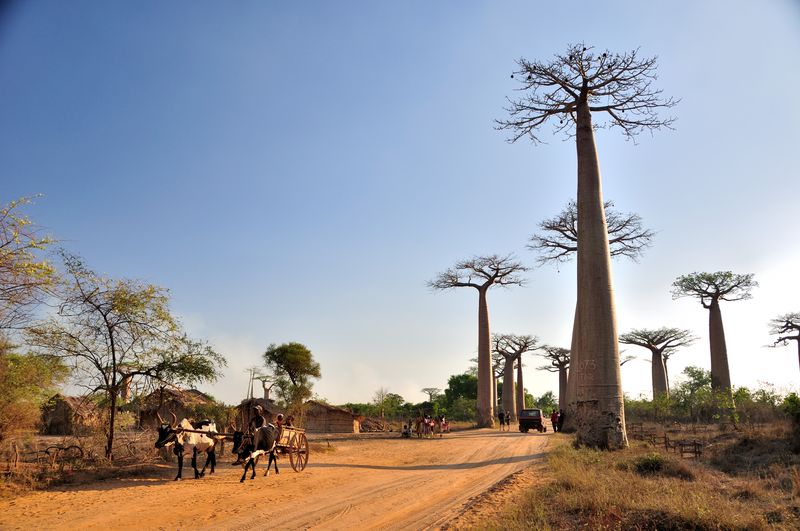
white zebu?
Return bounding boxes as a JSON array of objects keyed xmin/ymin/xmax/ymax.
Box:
[{"xmin": 154, "ymin": 412, "xmax": 218, "ymax": 481}]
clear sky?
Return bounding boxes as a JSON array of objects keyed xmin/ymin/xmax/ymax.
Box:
[{"xmin": 2, "ymin": 1, "xmax": 799, "ymax": 406}]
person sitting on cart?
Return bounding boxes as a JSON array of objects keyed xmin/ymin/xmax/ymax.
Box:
[{"xmin": 284, "ymin": 415, "xmax": 295, "ymax": 427}]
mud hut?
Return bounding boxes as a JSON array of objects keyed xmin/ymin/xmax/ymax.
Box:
[
  {"xmin": 303, "ymin": 400, "xmax": 360, "ymax": 433},
  {"xmin": 41, "ymin": 395, "xmax": 100, "ymax": 435},
  {"xmin": 237, "ymin": 397, "xmax": 283, "ymax": 430},
  {"xmin": 137, "ymin": 388, "xmax": 214, "ymax": 429}
]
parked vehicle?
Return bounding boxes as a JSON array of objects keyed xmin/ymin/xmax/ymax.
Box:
[{"xmin": 518, "ymin": 408, "xmax": 546, "ymax": 433}]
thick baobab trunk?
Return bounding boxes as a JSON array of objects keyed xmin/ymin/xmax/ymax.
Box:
[
  {"xmin": 558, "ymin": 367, "xmax": 568, "ymax": 411},
  {"xmin": 707, "ymin": 300, "xmax": 732, "ymax": 391},
  {"xmin": 651, "ymin": 349, "xmax": 668, "ymax": 400},
  {"xmin": 569, "ymin": 97, "xmax": 627, "ymax": 449},
  {"xmin": 502, "ymin": 356, "xmax": 516, "ymax": 421},
  {"xmin": 561, "ymin": 303, "xmax": 579, "ymax": 432},
  {"xmin": 476, "ymin": 288, "xmax": 494, "ymax": 427},
  {"xmin": 516, "ymin": 357, "xmax": 525, "ymax": 412}
]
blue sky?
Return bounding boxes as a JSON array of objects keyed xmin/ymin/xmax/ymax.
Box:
[{"xmin": 2, "ymin": 1, "xmax": 799, "ymax": 405}]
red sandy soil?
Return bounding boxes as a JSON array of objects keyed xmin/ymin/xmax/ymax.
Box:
[{"xmin": 0, "ymin": 428, "xmax": 550, "ymax": 530}]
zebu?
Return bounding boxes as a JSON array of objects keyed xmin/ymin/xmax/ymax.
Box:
[
  {"xmin": 231, "ymin": 424, "xmax": 279, "ymax": 482},
  {"xmin": 154, "ymin": 412, "xmax": 217, "ymax": 481}
]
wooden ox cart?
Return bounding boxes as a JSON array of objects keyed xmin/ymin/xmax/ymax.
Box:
[{"xmin": 275, "ymin": 425, "xmax": 309, "ymax": 472}]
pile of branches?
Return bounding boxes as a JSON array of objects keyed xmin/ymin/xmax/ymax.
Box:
[{"xmin": 359, "ymin": 417, "xmax": 391, "ymax": 432}]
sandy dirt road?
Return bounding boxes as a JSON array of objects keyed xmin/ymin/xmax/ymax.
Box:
[{"xmin": 0, "ymin": 428, "xmax": 549, "ymax": 530}]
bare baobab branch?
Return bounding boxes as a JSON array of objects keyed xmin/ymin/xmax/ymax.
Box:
[
  {"xmin": 767, "ymin": 312, "xmax": 800, "ymax": 372},
  {"xmin": 497, "ymin": 44, "xmax": 677, "ymax": 143},
  {"xmin": 528, "ymin": 200, "xmax": 654, "ymax": 266}
]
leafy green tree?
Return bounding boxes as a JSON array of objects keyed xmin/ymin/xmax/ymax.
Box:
[
  {"xmin": 263, "ymin": 342, "xmax": 321, "ymax": 411},
  {"xmin": 533, "ymin": 391, "xmax": 558, "ymax": 412},
  {"xmin": 672, "ymin": 271, "xmax": 757, "ymax": 392},
  {"xmin": 0, "ymin": 196, "xmax": 56, "ymax": 330},
  {"xmin": 444, "ymin": 372, "xmax": 478, "ymax": 404},
  {"xmin": 500, "ymin": 45, "xmax": 676, "ymax": 449},
  {"xmin": 26, "ymin": 253, "xmax": 225, "ymax": 460},
  {"xmin": 0, "ymin": 337, "xmax": 67, "ymax": 442}
]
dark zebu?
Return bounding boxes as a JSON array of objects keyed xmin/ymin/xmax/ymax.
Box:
[
  {"xmin": 154, "ymin": 412, "xmax": 217, "ymax": 481},
  {"xmin": 231, "ymin": 424, "xmax": 279, "ymax": 482}
]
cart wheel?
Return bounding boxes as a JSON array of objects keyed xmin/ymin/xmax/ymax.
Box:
[{"xmin": 289, "ymin": 433, "xmax": 309, "ymax": 472}]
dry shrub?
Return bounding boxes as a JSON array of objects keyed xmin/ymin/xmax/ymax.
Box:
[{"xmin": 504, "ymin": 442, "xmax": 796, "ymax": 530}]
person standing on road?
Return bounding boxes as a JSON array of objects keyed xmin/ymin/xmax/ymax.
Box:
[
  {"xmin": 504, "ymin": 410, "xmax": 511, "ymax": 430},
  {"xmin": 498, "ymin": 410, "xmax": 506, "ymax": 431},
  {"xmin": 550, "ymin": 410, "xmax": 559, "ymax": 432},
  {"xmin": 557, "ymin": 409, "xmax": 565, "ymax": 432}
]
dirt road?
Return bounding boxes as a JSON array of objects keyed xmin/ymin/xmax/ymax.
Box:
[{"xmin": 0, "ymin": 428, "xmax": 549, "ymax": 530}]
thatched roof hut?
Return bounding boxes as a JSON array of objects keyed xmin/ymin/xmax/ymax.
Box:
[
  {"xmin": 303, "ymin": 400, "xmax": 360, "ymax": 433},
  {"xmin": 137, "ymin": 388, "xmax": 214, "ymax": 429},
  {"xmin": 237, "ymin": 398, "xmax": 283, "ymax": 430},
  {"xmin": 41, "ymin": 394, "xmax": 100, "ymax": 436}
]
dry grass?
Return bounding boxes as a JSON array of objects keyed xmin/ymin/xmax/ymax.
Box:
[{"xmin": 493, "ymin": 429, "xmax": 800, "ymax": 530}]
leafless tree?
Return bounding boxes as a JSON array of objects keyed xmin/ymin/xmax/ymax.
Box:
[
  {"xmin": 619, "ymin": 328, "xmax": 697, "ymax": 399},
  {"xmin": 430, "ymin": 254, "xmax": 527, "ymax": 427},
  {"xmin": 672, "ymin": 271, "xmax": 756, "ymax": 392},
  {"xmin": 421, "ymin": 387, "xmax": 442, "ymax": 402},
  {"xmin": 768, "ymin": 312, "xmax": 800, "ymax": 372},
  {"xmin": 499, "ymin": 44, "xmax": 676, "ymax": 449},
  {"xmin": 536, "ymin": 346, "xmax": 570, "ymax": 410},
  {"xmin": 528, "ymin": 200, "xmax": 654, "ymax": 266},
  {"xmin": 492, "ymin": 334, "xmax": 539, "ymax": 421}
]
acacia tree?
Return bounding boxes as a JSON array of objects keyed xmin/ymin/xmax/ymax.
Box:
[
  {"xmin": 492, "ymin": 333, "xmax": 539, "ymax": 420},
  {"xmin": 619, "ymin": 328, "xmax": 697, "ymax": 399},
  {"xmin": 528, "ymin": 200, "xmax": 654, "ymax": 266},
  {"xmin": 0, "ymin": 197, "xmax": 56, "ymax": 331},
  {"xmin": 26, "ymin": 253, "xmax": 225, "ymax": 460},
  {"xmin": 430, "ymin": 254, "xmax": 527, "ymax": 427},
  {"xmin": 768, "ymin": 312, "xmax": 800, "ymax": 372},
  {"xmin": 672, "ymin": 271, "xmax": 757, "ymax": 392},
  {"xmin": 263, "ymin": 342, "xmax": 321, "ymax": 412},
  {"xmin": 499, "ymin": 44, "xmax": 676, "ymax": 448},
  {"xmin": 536, "ymin": 346, "xmax": 570, "ymax": 410}
]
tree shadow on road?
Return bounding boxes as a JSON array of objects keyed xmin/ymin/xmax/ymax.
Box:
[{"xmin": 306, "ymin": 452, "xmax": 547, "ymax": 471}]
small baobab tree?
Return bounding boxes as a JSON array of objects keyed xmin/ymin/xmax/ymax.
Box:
[
  {"xmin": 421, "ymin": 387, "xmax": 442, "ymax": 403},
  {"xmin": 499, "ymin": 44, "xmax": 675, "ymax": 448},
  {"xmin": 536, "ymin": 345, "xmax": 570, "ymax": 410},
  {"xmin": 768, "ymin": 312, "xmax": 800, "ymax": 372},
  {"xmin": 492, "ymin": 333, "xmax": 539, "ymax": 421},
  {"xmin": 672, "ymin": 271, "xmax": 757, "ymax": 392},
  {"xmin": 619, "ymin": 328, "xmax": 697, "ymax": 399},
  {"xmin": 430, "ymin": 254, "xmax": 527, "ymax": 427},
  {"xmin": 528, "ymin": 200, "xmax": 654, "ymax": 266}
]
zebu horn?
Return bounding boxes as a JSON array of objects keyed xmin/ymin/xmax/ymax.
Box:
[
  {"xmin": 156, "ymin": 411, "xmax": 165, "ymax": 425},
  {"xmin": 170, "ymin": 411, "xmax": 178, "ymax": 427}
]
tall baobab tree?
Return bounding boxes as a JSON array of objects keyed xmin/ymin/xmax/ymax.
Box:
[
  {"xmin": 499, "ymin": 44, "xmax": 676, "ymax": 448},
  {"xmin": 537, "ymin": 345, "xmax": 570, "ymax": 410},
  {"xmin": 528, "ymin": 200, "xmax": 654, "ymax": 266},
  {"xmin": 492, "ymin": 334, "xmax": 539, "ymax": 421},
  {"xmin": 430, "ymin": 254, "xmax": 527, "ymax": 427},
  {"xmin": 530, "ymin": 200, "xmax": 653, "ymax": 432},
  {"xmin": 672, "ymin": 271, "xmax": 757, "ymax": 392},
  {"xmin": 619, "ymin": 328, "xmax": 697, "ymax": 399},
  {"xmin": 768, "ymin": 312, "xmax": 800, "ymax": 372}
]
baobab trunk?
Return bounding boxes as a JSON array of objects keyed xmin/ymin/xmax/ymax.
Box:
[
  {"xmin": 651, "ymin": 350, "xmax": 668, "ymax": 400},
  {"xmin": 516, "ymin": 358, "xmax": 525, "ymax": 412},
  {"xmin": 476, "ymin": 288, "xmax": 494, "ymax": 427},
  {"xmin": 561, "ymin": 303, "xmax": 579, "ymax": 432},
  {"xmin": 570, "ymin": 96, "xmax": 627, "ymax": 449},
  {"xmin": 502, "ymin": 357, "xmax": 516, "ymax": 421},
  {"xmin": 708, "ymin": 300, "xmax": 732, "ymax": 391},
  {"xmin": 558, "ymin": 367, "xmax": 568, "ymax": 410}
]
